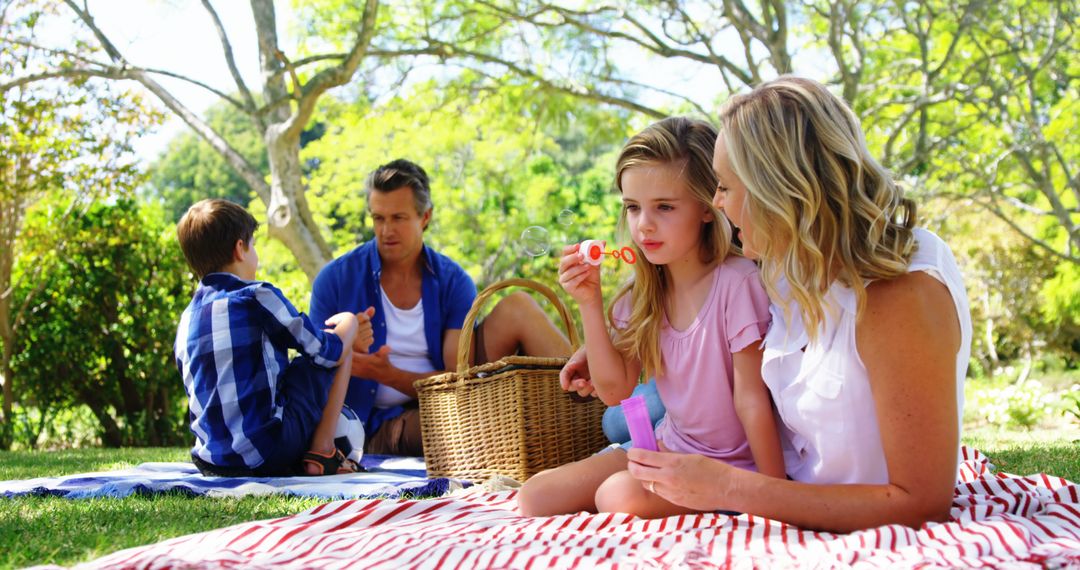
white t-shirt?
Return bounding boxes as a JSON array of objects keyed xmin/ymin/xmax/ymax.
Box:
[
  {"xmin": 761, "ymin": 228, "xmax": 972, "ymax": 484},
  {"xmin": 374, "ymin": 285, "xmax": 436, "ymax": 408}
]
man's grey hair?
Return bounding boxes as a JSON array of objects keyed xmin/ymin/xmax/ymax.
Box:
[{"xmin": 365, "ymin": 158, "xmax": 433, "ymax": 215}]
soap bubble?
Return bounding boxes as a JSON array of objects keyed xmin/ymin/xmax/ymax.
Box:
[
  {"xmin": 520, "ymin": 226, "xmax": 550, "ymax": 257},
  {"xmin": 558, "ymin": 209, "xmax": 576, "ymax": 227}
]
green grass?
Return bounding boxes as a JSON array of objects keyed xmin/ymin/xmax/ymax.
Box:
[
  {"xmin": 962, "ymin": 426, "xmax": 1080, "ymax": 482},
  {"xmin": 2, "ymin": 431, "xmax": 1079, "ymax": 569},
  {"xmin": 0, "ymin": 448, "xmax": 324, "ymax": 569}
]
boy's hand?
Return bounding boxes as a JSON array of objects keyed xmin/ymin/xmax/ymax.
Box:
[
  {"xmin": 354, "ymin": 307, "xmax": 375, "ymax": 354},
  {"xmin": 325, "ymin": 312, "xmax": 359, "ymax": 359},
  {"xmin": 558, "ymin": 243, "xmax": 603, "ymax": 308}
]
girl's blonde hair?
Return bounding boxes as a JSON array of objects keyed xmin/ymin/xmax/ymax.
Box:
[
  {"xmin": 609, "ymin": 116, "xmax": 734, "ymax": 379},
  {"xmin": 718, "ymin": 76, "xmax": 917, "ymax": 339}
]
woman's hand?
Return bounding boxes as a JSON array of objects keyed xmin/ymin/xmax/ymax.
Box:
[
  {"xmin": 626, "ymin": 447, "xmax": 735, "ymax": 512},
  {"xmin": 558, "ymin": 243, "xmax": 603, "ymax": 308},
  {"xmin": 559, "ymin": 346, "xmax": 595, "ymax": 397}
]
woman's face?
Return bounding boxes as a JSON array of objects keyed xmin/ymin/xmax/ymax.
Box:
[{"xmin": 711, "ymin": 134, "xmax": 758, "ymax": 259}]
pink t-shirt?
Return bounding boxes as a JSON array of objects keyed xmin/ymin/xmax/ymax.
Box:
[{"xmin": 613, "ymin": 256, "xmax": 772, "ymax": 471}]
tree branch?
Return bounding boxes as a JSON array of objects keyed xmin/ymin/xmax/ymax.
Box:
[
  {"xmin": 478, "ymin": 1, "xmax": 755, "ymax": 86},
  {"xmin": 0, "ymin": 69, "xmax": 102, "ymax": 94},
  {"xmin": 973, "ymin": 194, "xmax": 1080, "ymax": 264},
  {"xmin": 200, "ymin": 0, "xmax": 261, "ymax": 127},
  {"xmin": 62, "ymin": 0, "xmax": 269, "ymax": 204},
  {"xmin": 435, "ymin": 41, "xmax": 667, "ymax": 118},
  {"xmin": 283, "ymin": 0, "xmax": 379, "ymax": 138}
]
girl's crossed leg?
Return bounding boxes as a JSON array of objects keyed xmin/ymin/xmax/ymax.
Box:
[{"xmin": 517, "ymin": 447, "xmax": 702, "ymax": 519}]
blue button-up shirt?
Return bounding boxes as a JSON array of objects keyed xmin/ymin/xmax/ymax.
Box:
[
  {"xmin": 175, "ymin": 273, "xmax": 344, "ymax": 469},
  {"xmin": 310, "ymin": 241, "xmax": 476, "ymax": 434}
]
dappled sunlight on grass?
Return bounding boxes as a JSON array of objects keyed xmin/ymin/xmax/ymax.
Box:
[
  {"xmin": 963, "ymin": 425, "xmax": 1080, "ymax": 482},
  {"xmin": 0, "ymin": 448, "xmax": 190, "ymax": 481}
]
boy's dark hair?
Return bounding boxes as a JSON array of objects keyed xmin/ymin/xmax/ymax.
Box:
[
  {"xmin": 365, "ymin": 159, "xmax": 433, "ymax": 215},
  {"xmin": 177, "ymin": 199, "xmax": 258, "ymax": 279}
]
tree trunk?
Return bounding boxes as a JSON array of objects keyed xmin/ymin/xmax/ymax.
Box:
[
  {"xmin": 0, "ymin": 169, "xmax": 18, "ymax": 431},
  {"xmin": 264, "ymin": 127, "xmax": 333, "ymax": 277},
  {"xmin": 0, "ymin": 342, "xmax": 13, "ymax": 449},
  {"xmin": 78, "ymin": 385, "xmax": 123, "ymax": 447},
  {"xmin": 251, "ymin": 0, "xmax": 334, "ymax": 279},
  {"xmin": 144, "ymin": 388, "xmax": 158, "ymax": 446},
  {"xmin": 0, "ymin": 312, "xmax": 12, "ymax": 431}
]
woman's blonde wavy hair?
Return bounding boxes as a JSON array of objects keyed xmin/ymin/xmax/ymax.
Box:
[
  {"xmin": 609, "ymin": 116, "xmax": 735, "ymax": 379},
  {"xmin": 718, "ymin": 76, "xmax": 917, "ymax": 340}
]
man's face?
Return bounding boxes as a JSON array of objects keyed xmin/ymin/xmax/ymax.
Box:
[{"xmin": 369, "ymin": 186, "xmax": 430, "ymax": 266}]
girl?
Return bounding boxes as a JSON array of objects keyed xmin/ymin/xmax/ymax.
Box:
[
  {"xmin": 625, "ymin": 77, "xmax": 973, "ymax": 532},
  {"xmin": 517, "ymin": 117, "xmax": 786, "ymax": 519}
]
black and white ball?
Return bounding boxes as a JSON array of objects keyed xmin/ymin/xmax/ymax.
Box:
[{"xmin": 334, "ymin": 405, "xmax": 366, "ymax": 466}]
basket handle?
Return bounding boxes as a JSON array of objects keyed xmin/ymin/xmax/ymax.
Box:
[{"xmin": 456, "ymin": 278, "xmax": 581, "ymax": 373}]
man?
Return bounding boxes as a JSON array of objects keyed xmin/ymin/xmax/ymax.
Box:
[{"xmin": 310, "ymin": 159, "xmax": 572, "ymax": 456}]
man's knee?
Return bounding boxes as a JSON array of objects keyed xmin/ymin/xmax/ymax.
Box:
[
  {"xmin": 491, "ymin": 291, "xmax": 539, "ymax": 320},
  {"xmin": 483, "ymin": 292, "xmax": 537, "ymax": 340}
]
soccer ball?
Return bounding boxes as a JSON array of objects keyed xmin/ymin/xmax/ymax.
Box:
[{"xmin": 334, "ymin": 405, "xmax": 366, "ymax": 466}]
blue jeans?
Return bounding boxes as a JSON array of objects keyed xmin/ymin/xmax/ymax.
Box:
[{"xmin": 602, "ymin": 379, "xmax": 665, "ymax": 446}]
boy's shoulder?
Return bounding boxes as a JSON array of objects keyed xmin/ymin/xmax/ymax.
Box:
[{"xmin": 190, "ymin": 273, "xmax": 283, "ymax": 307}]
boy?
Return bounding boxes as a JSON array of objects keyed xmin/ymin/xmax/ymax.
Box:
[{"xmin": 175, "ymin": 199, "xmax": 372, "ymax": 476}]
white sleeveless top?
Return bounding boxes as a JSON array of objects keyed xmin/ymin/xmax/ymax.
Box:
[{"xmin": 761, "ymin": 228, "xmax": 972, "ymax": 484}]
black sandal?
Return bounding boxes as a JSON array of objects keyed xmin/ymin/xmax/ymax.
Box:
[{"xmin": 301, "ymin": 448, "xmax": 360, "ymax": 475}]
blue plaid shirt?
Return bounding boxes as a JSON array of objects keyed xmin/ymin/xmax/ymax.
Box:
[{"xmin": 175, "ymin": 273, "xmax": 344, "ymax": 469}]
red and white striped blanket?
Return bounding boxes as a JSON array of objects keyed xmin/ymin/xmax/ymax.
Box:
[{"xmin": 76, "ymin": 448, "xmax": 1080, "ymax": 569}]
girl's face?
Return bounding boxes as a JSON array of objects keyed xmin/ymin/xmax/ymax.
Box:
[
  {"xmin": 712, "ymin": 135, "xmax": 758, "ymax": 259},
  {"xmin": 621, "ymin": 161, "xmax": 714, "ymax": 267}
]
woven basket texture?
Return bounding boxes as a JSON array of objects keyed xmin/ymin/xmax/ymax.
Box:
[{"xmin": 416, "ymin": 279, "xmax": 608, "ymax": 483}]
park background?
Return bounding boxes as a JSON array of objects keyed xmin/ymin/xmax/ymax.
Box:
[{"xmin": 0, "ymin": 0, "xmax": 1077, "ymax": 565}]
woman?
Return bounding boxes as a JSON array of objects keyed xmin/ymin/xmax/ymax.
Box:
[{"xmin": 562, "ymin": 76, "xmax": 972, "ymax": 532}]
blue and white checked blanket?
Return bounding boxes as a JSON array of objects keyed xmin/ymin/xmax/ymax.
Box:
[{"xmin": 0, "ymin": 455, "xmax": 466, "ymax": 500}]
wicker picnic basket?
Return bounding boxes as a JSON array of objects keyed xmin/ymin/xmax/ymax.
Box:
[{"xmin": 415, "ymin": 278, "xmax": 608, "ymax": 483}]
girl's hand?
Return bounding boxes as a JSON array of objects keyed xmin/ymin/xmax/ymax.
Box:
[
  {"xmin": 558, "ymin": 243, "xmax": 603, "ymax": 307},
  {"xmin": 626, "ymin": 447, "xmax": 734, "ymax": 512},
  {"xmin": 559, "ymin": 347, "xmax": 595, "ymax": 398}
]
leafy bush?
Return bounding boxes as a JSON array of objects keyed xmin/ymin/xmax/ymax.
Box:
[
  {"xmin": 967, "ymin": 378, "xmax": 1056, "ymax": 429},
  {"xmin": 13, "ymin": 199, "xmax": 191, "ymax": 447},
  {"xmin": 1062, "ymin": 386, "xmax": 1080, "ymax": 423},
  {"xmin": 4, "ymin": 404, "xmax": 102, "ymax": 451}
]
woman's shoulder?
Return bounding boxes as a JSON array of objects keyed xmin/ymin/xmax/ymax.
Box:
[
  {"xmin": 862, "ymin": 271, "xmax": 957, "ymax": 344},
  {"xmin": 719, "ymin": 254, "xmax": 760, "ymax": 278}
]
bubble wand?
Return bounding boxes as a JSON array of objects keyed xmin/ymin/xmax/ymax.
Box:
[{"xmin": 579, "ymin": 239, "xmax": 637, "ymax": 265}]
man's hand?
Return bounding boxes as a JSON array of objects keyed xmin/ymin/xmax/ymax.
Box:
[
  {"xmin": 352, "ymin": 344, "xmax": 394, "ymax": 381},
  {"xmin": 325, "ymin": 312, "xmax": 359, "ymax": 365},
  {"xmin": 354, "ymin": 307, "xmax": 375, "ymax": 354},
  {"xmin": 559, "ymin": 346, "xmax": 595, "ymax": 398}
]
